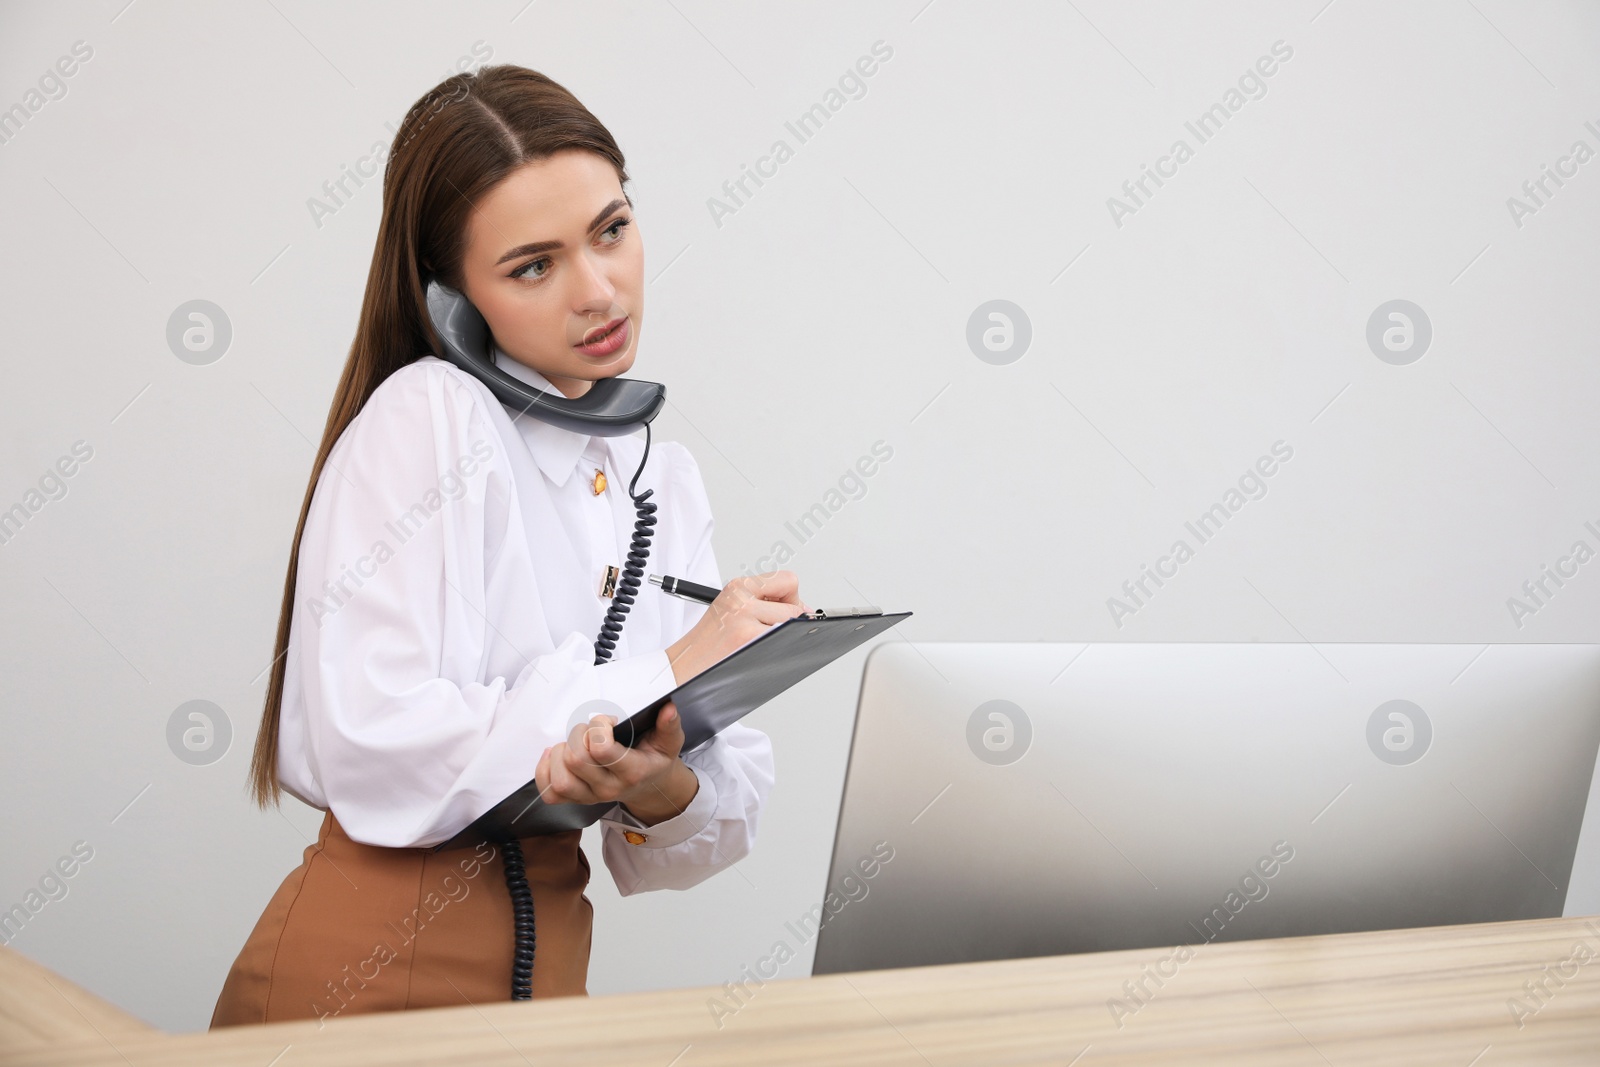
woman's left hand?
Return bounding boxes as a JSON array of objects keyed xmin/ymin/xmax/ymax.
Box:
[{"xmin": 535, "ymin": 701, "xmax": 699, "ymax": 825}]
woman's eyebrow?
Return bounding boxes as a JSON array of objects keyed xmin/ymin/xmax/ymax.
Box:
[{"xmin": 495, "ymin": 198, "xmax": 629, "ymax": 265}]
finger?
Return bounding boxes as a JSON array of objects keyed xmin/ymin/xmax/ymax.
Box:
[
  {"xmin": 563, "ymin": 742, "xmax": 620, "ymax": 796},
  {"xmin": 641, "ymin": 701, "xmax": 686, "ymax": 759},
  {"xmin": 760, "ymin": 569, "xmax": 804, "ymax": 607},
  {"xmin": 739, "ymin": 570, "xmax": 800, "ymax": 606},
  {"xmin": 583, "ymin": 715, "xmax": 628, "ymax": 769},
  {"xmin": 535, "ymin": 746, "xmax": 552, "ymax": 798},
  {"xmin": 541, "ymin": 743, "xmax": 568, "ymax": 801},
  {"xmin": 749, "ymin": 598, "xmax": 806, "ymax": 626},
  {"xmin": 549, "ymin": 743, "xmax": 599, "ymax": 804},
  {"xmin": 567, "ymin": 720, "xmax": 592, "ymax": 752}
]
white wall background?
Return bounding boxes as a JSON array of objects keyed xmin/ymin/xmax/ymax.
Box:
[{"xmin": 2, "ymin": 0, "xmax": 1598, "ymax": 1034}]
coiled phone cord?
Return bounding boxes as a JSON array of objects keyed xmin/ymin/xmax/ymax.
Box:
[
  {"xmin": 502, "ymin": 838, "xmax": 536, "ymax": 999},
  {"xmin": 594, "ymin": 421, "xmax": 658, "ymax": 666},
  {"xmin": 502, "ymin": 422, "xmax": 658, "ymax": 1001}
]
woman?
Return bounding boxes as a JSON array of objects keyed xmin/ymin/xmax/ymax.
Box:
[{"xmin": 211, "ymin": 64, "xmax": 807, "ymax": 1028}]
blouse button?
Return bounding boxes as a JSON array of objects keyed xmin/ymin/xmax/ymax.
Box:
[{"xmin": 591, "ymin": 468, "xmax": 607, "ymax": 495}]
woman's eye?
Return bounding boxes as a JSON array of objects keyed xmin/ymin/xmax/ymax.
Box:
[
  {"xmin": 511, "ymin": 257, "xmax": 550, "ymax": 281},
  {"xmin": 509, "ymin": 220, "xmax": 628, "ymax": 281}
]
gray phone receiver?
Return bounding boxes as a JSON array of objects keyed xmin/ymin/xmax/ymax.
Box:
[{"xmin": 424, "ymin": 279, "xmax": 665, "ymax": 435}]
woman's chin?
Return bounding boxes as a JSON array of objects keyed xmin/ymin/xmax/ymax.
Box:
[{"xmin": 572, "ymin": 350, "xmax": 635, "ymax": 378}]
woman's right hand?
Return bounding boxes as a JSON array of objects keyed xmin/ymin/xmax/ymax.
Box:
[{"xmin": 664, "ymin": 570, "xmax": 809, "ymax": 684}]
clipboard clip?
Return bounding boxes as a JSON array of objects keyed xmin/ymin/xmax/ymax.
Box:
[{"xmin": 805, "ymin": 606, "xmax": 883, "ymax": 619}]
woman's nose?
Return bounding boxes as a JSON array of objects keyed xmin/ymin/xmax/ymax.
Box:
[{"xmin": 570, "ymin": 249, "xmax": 616, "ymax": 310}]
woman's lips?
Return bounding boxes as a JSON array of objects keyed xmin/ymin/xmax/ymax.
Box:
[{"xmin": 575, "ymin": 316, "xmax": 629, "ymax": 357}]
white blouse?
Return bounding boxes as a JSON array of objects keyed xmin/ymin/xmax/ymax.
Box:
[{"xmin": 275, "ymin": 350, "xmax": 774, "ymax": 894}]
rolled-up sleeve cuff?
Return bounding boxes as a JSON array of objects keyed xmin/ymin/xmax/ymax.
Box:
[{"xmin": 599, "ymin": 763, "xmax": 718, "ymax": 848}]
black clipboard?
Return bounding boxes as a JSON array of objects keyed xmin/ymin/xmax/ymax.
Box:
[{"xmin": 430, "ymin": 607, "xmax": 912, "ymax": 851}]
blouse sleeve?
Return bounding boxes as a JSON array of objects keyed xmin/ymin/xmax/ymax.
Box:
[
  {"xmin": 288, "ymin": 362, "xmax": 680, "ymax": 849},
  {"xmin": 596, "ymin": 442, "xmax": 777, "ymax": 894}
]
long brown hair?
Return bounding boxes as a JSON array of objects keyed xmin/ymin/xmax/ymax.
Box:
[{"xmin": 247, "ymin": 65, "xmax": 631, "ymax": 807}]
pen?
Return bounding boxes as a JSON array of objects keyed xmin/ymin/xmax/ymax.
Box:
[{"xmin": 649, "ymin": 573, "xmax": 720, "ymax": 605}]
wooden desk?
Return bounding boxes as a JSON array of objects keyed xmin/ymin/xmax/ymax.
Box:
[
  {"xmin": 5, "ymin": 915, "xmax": 1599, "ymax": 1065},
  {"xmin": 0, "ymin": 948, "xmax": 153, "ymax": 1055}
]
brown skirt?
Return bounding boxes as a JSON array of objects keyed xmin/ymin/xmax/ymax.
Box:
[{"xmin": 210, "ymin": 810, "xmax": 592, "ymax": 1028}]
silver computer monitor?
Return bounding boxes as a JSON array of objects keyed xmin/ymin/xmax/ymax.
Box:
[{"xmin": 812, "ymin": 643, "xmax": 1600, "ymax": 975}]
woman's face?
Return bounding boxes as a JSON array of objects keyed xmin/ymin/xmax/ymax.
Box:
[{"xmin": 457, "ymin": 149, "xmax": 643, "ymax": 400}]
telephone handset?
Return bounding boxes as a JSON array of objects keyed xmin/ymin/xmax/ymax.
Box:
[
  {"xmin": 424, "ymin": 279, "xmax": 665, "ymax": 435},
  {"xmin": 423, "ymin": 278, "xmax": 667, "ymax": 1001}
]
